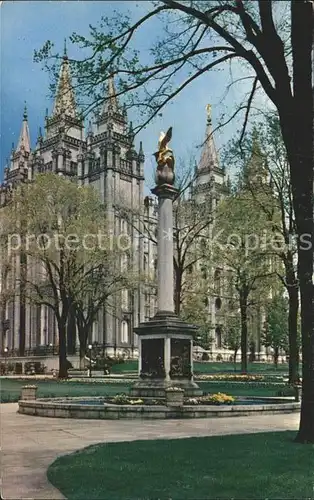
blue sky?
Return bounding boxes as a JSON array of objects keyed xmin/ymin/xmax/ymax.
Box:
[{"xmin": 0, "ymin": 0, "xmax": 258, "ymax": 185}]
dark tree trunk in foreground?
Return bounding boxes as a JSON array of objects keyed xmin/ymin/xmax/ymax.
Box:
[
  {"xmin": 286, "ymin": 1, "xmax": 314, "ymax": 443},
  {"xmin": 76, "ymin": 309, "xmax": 92, "ymax": 369},
  {"xmin": 287, "ymin": 285, "xmax": 299, "ymax": 384},
  {"xmin": 58, "ymin": 321, "xmax": 68, "ymax": 379}
]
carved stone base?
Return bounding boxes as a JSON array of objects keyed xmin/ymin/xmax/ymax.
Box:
[
  {"xmin": 130, "ymin": 378, "xmax": 203, "ymax": 398},
  {"xmin": 132, "ymin": 311, "xmax": 202, "ymax": 398}
]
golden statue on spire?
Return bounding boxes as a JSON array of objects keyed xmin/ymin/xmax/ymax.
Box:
[{"xmin": 153, "ymin": 127, "xmax": 175, "ymax": 186}]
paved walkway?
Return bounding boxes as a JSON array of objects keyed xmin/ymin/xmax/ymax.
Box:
[{"xmin": 1, "ymin": 403, "xmax": 299, "ymax": 500}]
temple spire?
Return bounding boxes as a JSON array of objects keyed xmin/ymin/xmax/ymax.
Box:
[
  {"xmin": 36, "ymin": 126, "xmax": 43, "ymax": 145},
  {"xmin": 197, "ymin": 104, "xmax": 219, "ymax": 173},
  {"xmin": 16, "ymin": 103, "xmax": 31, "ymax": 153},
  {"xmin": 52, "ymin": 43, "xmax": 77, "ymax": 118},
  {"xmin": 242, "ymin": 127, "xmax": 267, "ymax": 185},
  {"xmin": 101, "ymin": 74, "xmax": 119, "ymax": 115}
]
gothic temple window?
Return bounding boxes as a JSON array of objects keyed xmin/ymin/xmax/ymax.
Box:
[
  {"xmin": 70, "ymin": 161, "xmax": 77, "ymax": 175},
  {"xmin": 88, "ymin": 156, "xmax": 97, "ymax": 173},
  {"xmin": 144, "ymin": 255, "xmax": 148, "ymax": 272},
  {"xmin": 144, "ymin": 305, "xmax": 150, "ymax": 322},
  {"xmin": 200, "ymin": 265, "xmax": 207, "ymax": 279},
  {"xmin": 121, "ymin": 289, "xmax": 129, "ymax": 310},
  {"xmin": 121, "ymin": 219, "xmax": 128, "ymax": 235},
  {"xmin": 121, "ymin": 320, "xmax": 129, "ymax": 343},
  {"xmin": 215, "ymin": 297, "xmax": 222, "ymax": 310},
  {"xmin": 214, "ymin": 268, "xmax": 222, "ymax": 295},
  {"xmin": 215, "ymin": 326, "xmax": 222, "ymax": 348},
  {"xmin": 121, "ymin": 253, "xmax": 128, "ymax": 271}
]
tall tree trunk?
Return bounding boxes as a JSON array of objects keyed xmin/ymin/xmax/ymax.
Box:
[
  {"xmin": 58, "ymin": 321, "xmax": 68, "ymax": 378},
  {"xmin": 287, "ymin": 285, "xmax": 299, "ymax": 384},
  {"xmin": 79, "ymin": 343, "xmax": 86, "ymax": 370},
  {"xmin": 233, "ymin": 350, "xmax": 237, "ymax": 372},
  {"xmin": 240, "ymin": 293, "xmax": 248, "ymax": 373},
  {"xmin": 67, "ymin": 306, "xmax": 76, "ymax": 355},
  {"xmin": 280, "ymin": 1, "xmax": 314, "ymax": 443},
  {"xmin": 274, "ymin": 346, "xmax": 279, "ymax": 368},
  {"xmin": 76, "ymin": 312, "xmax": 91, "ymax": 370}
]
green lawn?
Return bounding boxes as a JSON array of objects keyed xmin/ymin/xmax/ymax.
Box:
[
  {"xmin": 193, "ymin": 361, "xmax": 289, "ymax": 374},
  {"xmin": 0, "ymin": 377, "xmax": 290, "ymax": 403},
  {"xmin": 111, "ymin": 361, "xmax": 138, "ymax": 372},
  {"xmin": 47, "ymin": 432, "xmax": 314, "ymax": 500},
  {"xmin": 0, "ymin": 379, "xmax": 130, "ymax": 403},
  {"xmin": 112, "ymin": 360, "xmax": 289, "ymax": 374}
]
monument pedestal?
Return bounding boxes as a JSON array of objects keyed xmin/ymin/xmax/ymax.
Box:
[{"xmin": 130, "ymin": 311, "xmax": 202, "ymax": 398}]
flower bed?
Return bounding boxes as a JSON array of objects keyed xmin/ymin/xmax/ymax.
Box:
[
  {"xmin": 107, "ymin": 393, "xmax": 161, "ymax": 405},
  {"xmin": 195, "ymin": 374, "xmax": 264, "ymax": 382},
  {"xmin": 185, "ymin": 393, "xmax": 235, "ymax": 405}
]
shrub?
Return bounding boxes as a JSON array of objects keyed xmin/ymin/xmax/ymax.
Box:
[
  {"xmin": 202, "ymin": 352, "xmax": 210, "ymax": 361},
  {"xmin": 7, "ymin": 362, "xmax": 15, "ymax": 373},
  {"xmin": 25, "ymin": 361, "xmax": 47, "ymax": 374},
  {"xmin": 111, "ymin": 393, "xmax": 130, "ymax": 405},
  {"xmin": 15, "ymin": 362, "xmax": 23, "ymax": 374},
  {"xmin": 94, "ymin": 356, "xmax": 125, "ymax": 372},
  {"xmin": 66, "ymin": 359, "xmax": 73, "ymax": 370},
  {"xmin": 276, "ymin": 385, "xmax": 295, "ymax": 397}
]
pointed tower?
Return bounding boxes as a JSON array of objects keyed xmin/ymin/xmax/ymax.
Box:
[
  {"xmin": 96, "ymin": 75, "xmax": 126, "ymax": 135},
  {"xmin": 45, "ymin": 39, "xmax": 83, "ymax": 142},
  {"xmin": 241, "ymin": 127, "xmax": 268, "ymax": 188},
  {"xmin": 16, "ymin": 104, "xmax": 31, "ymax": 155},
  {"xmin": 6, "ymin": 104, "xmax": 31, "ymax": 185},
  {"xmin": 52, "ymin": 40, "xmax": 77, "ymax": 119},
  {"xmin": 193, "ymin": 105, "xmax": 224, "ymax": 203},
  {"xmin": 39, "ymin": 40, "xmax": 85, "ymax": 177},
  {"xmin": 84, "ymin": 74, "xmax": 144, "ymax": 353}
]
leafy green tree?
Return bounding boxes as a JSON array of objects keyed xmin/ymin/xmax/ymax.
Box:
[
  {"xmin": 262, "ymin": 295, "xmax": 289, "ymax": 367},
  {"xmin": 223, "ymin": 314, "xmax": 241, "ymax": 369},
  {"xmin": 3, "ymin": 174, "xmax": 136, "ymax": 378},
  {"xmin": 211, "ymin": 184, "xmax": 275, "ymax": 373},
  {"xmin": 180, "ymin": 268, "xmax": 213, "ymax": 349},
  {"xmin": 225, "ymin": 115, "xmax": 300, "ymax": 383}
]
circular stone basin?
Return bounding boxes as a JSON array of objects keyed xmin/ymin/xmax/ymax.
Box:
[
  {"xmin": 66, "ymin": 397, "xmax": 287, "ymax": 406},
  {"xmin": 18, "ymin": 395, "xmax": 300, "ymax": 419}
]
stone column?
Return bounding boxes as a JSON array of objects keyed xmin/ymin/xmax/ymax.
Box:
[
  {"xmin": 40, "ymin": 305, "xmax": 45, "ymax": 346},
  {"xmin": 152, "ymin": 184, "xmax": 178, "ymax": 313},
  {"xmin": 164, "ymin": 337, "xmax": 171, "ymax": 381}
]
